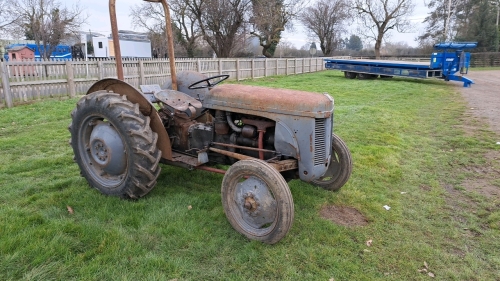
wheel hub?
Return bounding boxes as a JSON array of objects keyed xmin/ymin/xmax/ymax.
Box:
[
  {"xmin": 243, "ymin": 193, "xmax": 258, "ymax": 212},
  {"xmin": 235, "ymin": 176, "xmax": 277, "ymax": 228},
  {"xmin": 89, "ymin": 122, "xmax": 127, "ymax": 175},
  {"xmin": 93, "ymin": 140, "xmax": 108, "ymax": 162}
]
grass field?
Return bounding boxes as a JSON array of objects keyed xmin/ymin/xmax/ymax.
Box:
[{"xmin": 1, "ymin": 71, "xmax": 499, "ymax": 280}]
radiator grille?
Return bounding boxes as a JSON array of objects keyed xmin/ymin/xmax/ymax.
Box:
[{"xmin": 314, "ymin": 118, "xmax": 327, "ymax": 166}]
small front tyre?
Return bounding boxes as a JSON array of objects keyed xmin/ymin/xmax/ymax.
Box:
[
  {"xmin": 68, "ymin": 91, "xmax": 161, "ymax": 199},
  {"xmin": 312, "ymin": 133, "xmax": 352, "ymax": 191},
  {"xmin": 221, "ymin": 159, "xmax": 294, "ymax": 244}
]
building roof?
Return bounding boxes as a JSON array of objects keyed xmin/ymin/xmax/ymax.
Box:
[{"xmin": 9, "ymin": 46, "xmax": 34, "ymax": 52}]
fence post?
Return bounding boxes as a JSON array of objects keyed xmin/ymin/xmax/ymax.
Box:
[
  {"xmin": 197, "ymin": 59, "xmax": 201, "ymax": 73},
  {"xmin": 66, "ymin": 61, "xmax": 76, "ymax": 98},
  {"xmin": 265, "ymin": 59, "xmax": 268, "ymax": 77},
  {"xmin": 251, "ymin": 59, "xmax": 255, "ymax": 79},
  {"xmin": 285, "ymin": 59, "xmax": 289, "ymax": 76},
  {"xmin": 0, "ymin": 60, "xmax": 13, "ymax": 108},
  {"xmin": 236, "ymin": 59, "xmax": 240, "ymax": 81},
  {"xmin": 219, "ymin": 59, "xmax": 223, "ymax": 75},
  {"xmin": 139, "ymin": 60, "xmax": 145, "ymax": 85},
  {"xmin": 97, "ymin": 60, "xmax": 104, "ymax": 80}
]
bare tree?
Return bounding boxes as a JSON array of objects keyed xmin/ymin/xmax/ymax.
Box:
[
  {"xmin": 130, "ymin": 0, "xmax": 202, "ymax": 58},
  {"xmin": 300, "ymin": 0, "xmax": 351, "ymax": 56},
  {"xmin": 353, "ymin": 0, "xmax": 414, "ymax": 58},
  {"xmin": 8, "ymin": 0, "xmax": 86, "ymax": 60},
  {"xmin": 0, "ymin": 0, "xmax": 22, "ymax": 36},
  {"xmin": 186, "ymin": 0, "xmax": 250, "ymax": 58},
  {"xmin": 250, "ymin": 0, "xmax": 302, "ymax": 58}
]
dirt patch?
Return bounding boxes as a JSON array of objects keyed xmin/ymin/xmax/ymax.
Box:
[
  {"xmin": 320, "ymin": 205, "xmax": 368, "ymax": 227},
  {"xmin": 458, "ymin": 70, "xmax": 500, "ymax": 135},
  {"xmin": 454, "ymin": 70, "xmax": 500, "ymax": 199}
]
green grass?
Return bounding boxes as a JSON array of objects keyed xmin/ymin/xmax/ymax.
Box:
[{"xmin": 1, "ymin": 71, "xmax": 499, "ymax": 280}]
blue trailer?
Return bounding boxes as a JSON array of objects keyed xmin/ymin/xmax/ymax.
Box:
[
  {"xmin": 3, "ymin": 43, "xmax": 72, "ymax": 61},
  {"xmin": 324, "ymin": 42, "xmax": 477, "ymax": 87}
]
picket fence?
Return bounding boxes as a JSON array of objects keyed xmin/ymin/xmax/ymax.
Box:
[{"xmin": 0, "ymin": 57, "xmax": 326, "ymax": 108}]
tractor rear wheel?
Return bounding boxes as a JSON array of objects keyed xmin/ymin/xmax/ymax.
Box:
[
  {"xmin": 221, "ymin": 159, "xmax": 294, "ymax": 244},
  {"xmin": 312, "ymin": 134, "xmax": 352, "ymax": 191},
  {"xmin": 68, "ymin": 91, "xmax": 161, "ymax": 199}
]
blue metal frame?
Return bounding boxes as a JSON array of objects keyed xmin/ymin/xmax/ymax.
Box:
[
  {"xmin": 325, "ymin": 42, "xmax": 477, "ymax": 87},
  {"xmin": 3, "ymin": 43, "xmax": 72, "ymax": 61}
]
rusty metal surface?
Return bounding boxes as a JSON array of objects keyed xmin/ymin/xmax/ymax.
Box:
[
  {"xmin": 159, "ymin": 0, "xmax": 178, "ymax": 90},
  {"xmin": 109, "ymin": 0, "xmax": 123, "ymax": 80},
  {"xmin": 195, "ymin": 165, "xmax": 226, "ymax": 174},
  {"xmin": 211, "ymin": 142, "xmax": 276, "ymax": 153},
  {"xmin": 171, "ymin": 151, "xmax": 200, "ymax": 166},
  {"xmin": 268, "ymin": 159, "xmax": 298, "ymax": 172},
  {"xmin": 209, "ymin": 147, "xmax": 254, "ymax": 161},
  {"xmin": 205, "ymin": 84, "xmax": 333, "ymax": 118},
  {"xmin": 171, "ymin": 117, "xmax": 196, "ymax": 151},
  {"xmin": 155, "ymin": 89, "xmax": 202, "ymax": 111},
  {"xmin": 86, "ymin": 78, "xmax": 172, "ymax": 160},
  {"xmin": 208, "ymin": 147, "xmax": 297, "ymax": 173},
  {"xmin": 241, "ymin": 118, "xmax": 274, "ymax": 159}
]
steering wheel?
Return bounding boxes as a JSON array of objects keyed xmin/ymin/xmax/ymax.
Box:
[{"xmin": 188, "ymin": 74, "xmax": 230, "ymax": 89}]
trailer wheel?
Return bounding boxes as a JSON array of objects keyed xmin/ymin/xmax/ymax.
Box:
[
  {"xmin": 380, "ymin": 75, "xmax": 393, "ymax": 79},
  {"xmin": 221, "ymin": 159, "xmax": 294, "ymax": 244},
  {"xmin": 69, "ymin": 91, "xmax": 161, "ymax": 199},
  {"xmin": 357, "ymin": 73, "xmax": 370, "ymax": 79},
  {"xmin": 344, "ymin": 72, "xmax": 357, "ymax": 79},
  {"xmin": 312, "ymin": 134, "xmax": 352, "ymax": 191}
]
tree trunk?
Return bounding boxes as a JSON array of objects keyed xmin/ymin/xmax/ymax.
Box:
[
  {"xmin": 262, "ymin": 42, "xmax": 278, "ymax": 58},
  {"xmin": 375, "ymin": 36, "xmax": 383, "ymax": 59}
]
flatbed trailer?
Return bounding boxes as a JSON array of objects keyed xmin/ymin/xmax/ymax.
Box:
[{"xmin": 324, "ymin": 42, "xmax": 477, "ymax": 87}]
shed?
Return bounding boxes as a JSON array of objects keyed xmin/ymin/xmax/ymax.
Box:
[
  {"xmin": 8, "ymin": 45, "xmax": 35, "ymax": 61},
  {"xmin": 8, "ymin": 46, "xmax": 36, "ymax": 76}
]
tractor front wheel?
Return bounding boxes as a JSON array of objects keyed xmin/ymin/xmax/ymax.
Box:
[
  {"xmin": 68, "ymin": 91, "xmax": 161, "ymax": 198},
  {"xmin": 221, "ymin": 159, "xmax": 294, "ymax": 244},
  {"xmin": 312, "ymin": 134, "xmax": 352, "ymax": 191}
]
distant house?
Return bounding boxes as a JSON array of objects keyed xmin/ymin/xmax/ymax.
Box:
[
  {"xmin": 8, "ymin": 46, "xmax": 36, "ymax": 76},
  {"xmin": 8, "ymin": 45, "xmax": 35, "ymax": 61}
]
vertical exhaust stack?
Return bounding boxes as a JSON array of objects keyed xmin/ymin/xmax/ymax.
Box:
[{"xmin": 109, "ymin": 0, "xmax": 178, "ymax": 90}]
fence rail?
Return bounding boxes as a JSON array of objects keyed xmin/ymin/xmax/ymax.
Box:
[{"xmin": 0, "ymin": 57, "xmax": 325, "ymax": 108}]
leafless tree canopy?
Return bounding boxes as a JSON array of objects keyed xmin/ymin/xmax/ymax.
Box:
[
  {"xmin": 130, "ymin": 0, "xmax": 202, "ymax": 58},
  {"xmin": 7, "ymin": 0, "xmax": 86, "ymax": 59},
  {"xmin": 0, "ymin": 0, "xmax": 21, "ymax": 36},
  {"xmin": 354, "ymin": 0, "xmax": 414, "ymax": 58},
  {"xmin": 300, "ymin": 0, "xmax": 351, "ymax": 56},
  {"xmin": 185, "ymin": 0, "xmax": 250, "ymax": 58},
  {"xmin": 250, "ymin": 0, "xmax": 302, "ymax": 58}
]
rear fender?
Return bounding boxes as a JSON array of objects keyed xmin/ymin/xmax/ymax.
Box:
[{"xmin": 86, "ymin": 78, "xmax": 172, "ymax": 160}]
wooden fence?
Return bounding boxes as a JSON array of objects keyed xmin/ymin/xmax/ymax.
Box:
[
  {"xmin": 470, "ymin": 52, "xmax": 500, "ymax": 67},
  {"xmin": 0, "ymin": 57, "xmax": 325, "ymax": 108}
]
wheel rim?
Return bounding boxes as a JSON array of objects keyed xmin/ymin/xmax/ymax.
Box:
[
  {"xmin": 231, "ymin": 175, "xmax": 278, "ymax": 234},
  {"xmin": 78, "ymin": 115, "xmax": 128, "ymax": 189},
  {"xmin": 315, "ymin": 150, "xmax": 341, "ymax": 184}
]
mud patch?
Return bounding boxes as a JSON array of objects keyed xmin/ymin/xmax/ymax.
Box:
[
  {"xmin": 320, "ymin": 205, "xmax": 368, "ymax": 227},
  {"xmin": 461, "ymin": 150, "xmax": 500, "ymax": 199}
]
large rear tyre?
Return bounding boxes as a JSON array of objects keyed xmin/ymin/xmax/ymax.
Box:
[
  {"xmin": 68, "ymin": 91, "xmax": 161, "ymax": 199},
  {"xmin": 221, "ymin": 159, "xmax": 294, "ymax": 244},
  {"xmin": 312, "ymin": 134, "xmax": 352, "ymax": 191}
]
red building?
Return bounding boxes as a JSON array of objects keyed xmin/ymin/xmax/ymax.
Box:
[{"xmin": 8, "ymin": 46, "xmax": 36, "ymax": 76}]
